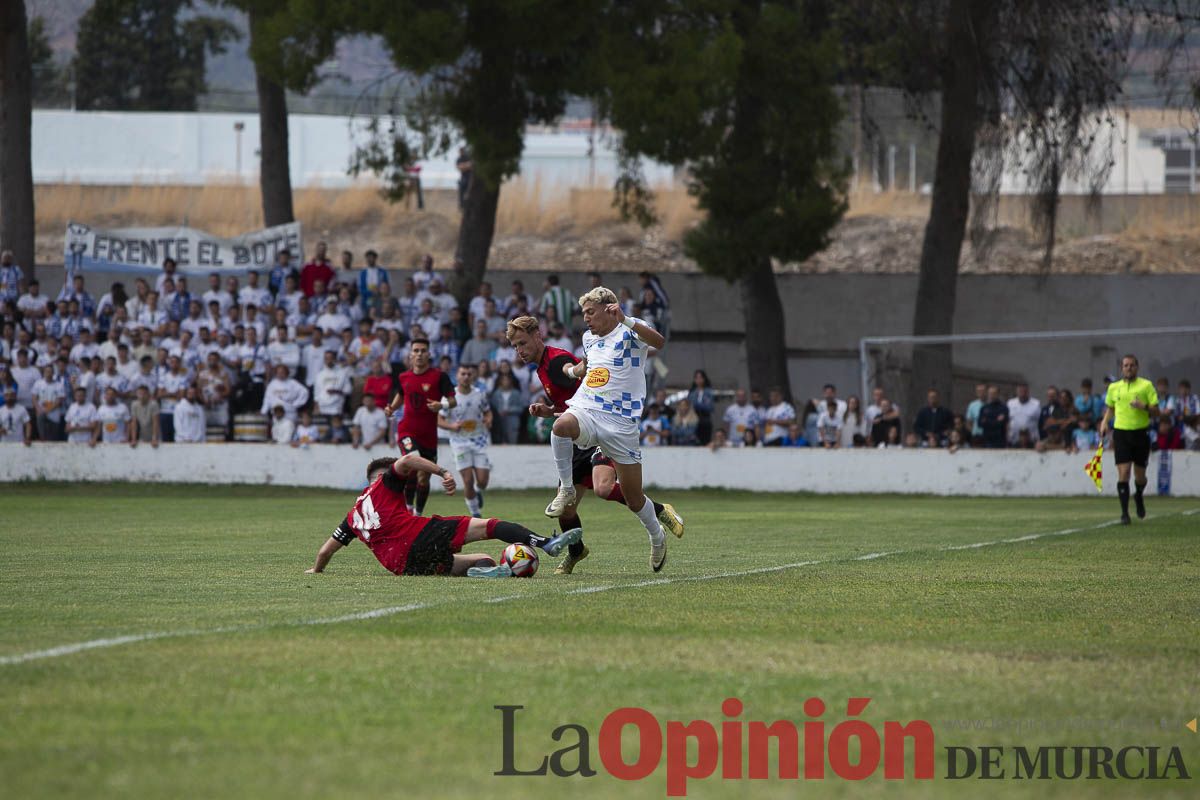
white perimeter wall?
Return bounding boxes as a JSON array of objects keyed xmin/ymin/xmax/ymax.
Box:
[{"xmin": 2, "ymin": 444, "xmax": 1197, "ymax": 497}]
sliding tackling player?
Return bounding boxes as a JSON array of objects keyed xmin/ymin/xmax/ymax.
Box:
[{"xmin": 306, "ymin": 455, "xmax": 580, "ymax": 578}]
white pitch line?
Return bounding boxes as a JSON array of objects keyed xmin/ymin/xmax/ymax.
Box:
[{"xmin": 1, "ymin": 510, "xmax": 1193, "ymax": 667}]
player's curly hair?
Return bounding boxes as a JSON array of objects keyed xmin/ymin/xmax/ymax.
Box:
[
  {"xmin": 505, "ymin": 315, "xmax": 541, "ymax": 339},
  {"xmin": 367, "ymin": 457, "xmax": 398, "ymax": 481},
  {"xmin": 578, "ymin": 286, "xmax": 618, "ymax": 308}
]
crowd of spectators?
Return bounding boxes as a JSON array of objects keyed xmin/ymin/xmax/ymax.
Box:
[
  {"xmin": 0, "ymin": 244, "xmax": 678, "ymax": 449},
  {"xmin": 2, "ymin": 243, "xmax": 1197, "ymax": 454},
  {"xmin": 704, "ymin": 378, "xmax": 1200, "ymax": 453}
]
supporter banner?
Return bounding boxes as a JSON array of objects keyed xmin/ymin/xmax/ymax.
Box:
[{"xmin": 64, "ymin": 221, "xmax": 303, "ymax": 275}]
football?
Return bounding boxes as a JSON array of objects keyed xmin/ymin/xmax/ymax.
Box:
[{"xmin": 499, "ymin": 543, "xmax": 539, "ymax": 577}]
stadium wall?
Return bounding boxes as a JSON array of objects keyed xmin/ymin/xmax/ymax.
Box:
[{"xmin": 2, "ymin": 444, "xmax": 1196, "ymax": 497}]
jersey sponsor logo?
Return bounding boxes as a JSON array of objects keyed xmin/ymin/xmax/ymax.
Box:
[
  {"xmin": 585, "ymin": 367, "xmax": 610, "ymax": 388},
  {"xmin": 422, "ymin": 382, "xmax": 431, "ymax": 391},
  {"xmin": 461, "ymin": 420, "xmax": 477, "ymax": 432},
  {"xmin": 400, "ymin": 436, "xmax": 416, "ymax": 453}
]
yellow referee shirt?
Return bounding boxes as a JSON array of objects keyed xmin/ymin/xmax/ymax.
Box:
[{"xmin": 1105, "ymin": 377, "xmax": 1158, "ymax": 430}]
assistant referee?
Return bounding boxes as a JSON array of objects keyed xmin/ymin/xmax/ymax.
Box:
[{"xmin": 1098, "ymin": 354, "xmax": 1160, "ymax": 524}]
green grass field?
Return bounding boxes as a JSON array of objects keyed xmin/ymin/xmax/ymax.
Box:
[{"xmin": 2, "ymin": 483, "xmax": 1198, "ymax": 799}]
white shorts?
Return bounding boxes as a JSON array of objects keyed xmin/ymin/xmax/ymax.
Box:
[
  {"xmin": 568, "ymin": 406, "xmax": 642, "ymax": 464},
  {"xmin": 452, "ymin": 445, "xmax": 492, "ymax": 471}
]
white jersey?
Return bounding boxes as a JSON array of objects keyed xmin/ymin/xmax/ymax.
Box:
[
  {"xmin": 64, "ymin": 402, "xmax": 98, "ymax": 443},
  {"xmin": 96, "ymin": 402, "xmax": 131, "ymax": 443},
  {"xmin": 444, "ymin": 387, "xmax": 491, "ymax": 450},
  {"xmin": 567, "ymin": 318, "xmax": 651, "ymax": 421}
]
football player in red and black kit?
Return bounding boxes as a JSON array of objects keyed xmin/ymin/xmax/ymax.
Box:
[
  {"xmin": 306, "ymin": 454, "xmax": 581, "ymax": 577},
  {"xmin": 383, "ymin": 338, "xmax": 456, "ymax": 515},
  {"xmin": 506, "ymin": 316, "xmax": 683, "ymax": 574}
]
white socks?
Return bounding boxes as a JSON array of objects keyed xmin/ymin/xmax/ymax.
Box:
[
  {"xmin": 550, "ymin": 433, "xmax": 575, "ymax": 488},
  {"xmin": 465, "ymin": 495, "xmax": 481, "ymax": 516},
  {"xmin": 634, "ymin": 497, "xmax": 664, "ymax": 544}
]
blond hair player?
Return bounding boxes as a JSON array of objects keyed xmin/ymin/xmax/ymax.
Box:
[{"xmin": 544, "ymin": 287, "xmax": 677, "ymax": 571}]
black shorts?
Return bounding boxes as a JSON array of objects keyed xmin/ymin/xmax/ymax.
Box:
[
  {"xmin": 1112, "ymin": 428, "xmax": 1150, "ymax": 467},
  {"xmin": 571, "ymin": 445, "xmax": 613, "ymax": 486},
  {"xmin": 402, "ymin": 517, "xmax": 466, "ymax": 576},
  {"xmin": 398, "ymin": 435, "xmax": 437, "ymax": 463}
]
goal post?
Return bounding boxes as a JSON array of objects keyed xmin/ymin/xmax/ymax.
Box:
[{"xmin": 858, "ymin": 325, "xmax": 1200, "ymax": 412}]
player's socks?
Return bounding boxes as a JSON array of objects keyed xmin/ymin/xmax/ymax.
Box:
[
  {"xmin": 1134, "ymin": 481, "xmax": 1147, "ymax": 519},
  {"xmin": 415, "ymin": 483, "xmax": 431, "ymax": 515},
  {"xmin": 476, "ymin": 489, "xmax": 485, "ymax": 510},
  {"xmin": 633, "ymin": 498, "xmax": 665, "ymax": 544},
  {"xmin": 466, "ymin": 495, "xmax": 481, "ymax": 517},
  {"xmin": 1117, "ymin": 481, "xmax": 1131, "ymax": 523},
  {"xmin": 559, "ymin": 513, "xmax": 586, "ymax": 558},
  {"xmin": 550, "ymin": 433, "xmax": 575, "ymax": 488},
  {"xmin": 486, "ymin": 519, "xmax": 582, "ymax": 556},
  {"xmin": 603, "ymin": 483, "xmax": 664, "ymax": 516}
]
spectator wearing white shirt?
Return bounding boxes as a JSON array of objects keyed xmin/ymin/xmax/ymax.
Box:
[
  {"xmin": 94, "ymin": 387, "xmax": 132, "ymax": 445},
  {"xmin": 10, "ymin": 348, "xmax": 39, "ymax": 413},
  {"xmin": 239, "ymin": 271, "xmax": 272, "ymax": 311},
  {"xmin": 242, "ymin": 305, "xmax": 268, "ymax": 342},
  {"xmin": 261, "ymin": 364, "xmax": 309, "ymax": 421},
  {"xmin": 762, "ymin": 387, "xmax": 796, "ymax": 446},
  {"xmin": 816, "ymin": 398, "xmax": 843, "ymax": 449},
  {"xmin": 269, "ymin": 404, "xmax": 295, "ymax": 444},
  {"xmin": 335, "ymin": 285, "xmax": 364, "ymax": 326},
  {"xmin": 32, "ymin": 364, "xmax": 66, "ymax": 441},
  {"xmin": 313, "ymin": 350, "xmax": 350, "ymax": 418},
  {"xmin": 839, "ymin": 395, "xmax": 867, "ymax": 448},
  {"xmin": 138, "ymin": 292, "xmax": 168, "ymax": 337},
  {"xmin": 414, "ymin": 298, "xmax": 442, "ymax": 341},
  {"xmin": 173, "ymin": 386, "xmax": 207, "ymax": 443},
  {"xmin": 277, "ymin": 273, "xmax": 304, "ymax": 316},
  {"xmin": 351, "ymin": 393, "xmax": 389, "ymax": 450},
  {"xmin": 1006, "ymin": 382, "xmax": 1041, "ymax": 445},
  {"xmin": 411, "ymin": 253, "xmax": 438, "ymax": 292},
  {"xmin": 69, "ymin": 330, "xmax": 99, "ymax": 367},
  {"xmin": 267, "ymin": 325, "xmax": 302, "ymax": 376},
  {"xmin": 0, "ymin": 387, "xmax": 31, "ymax": 445},
  {"xmin": 16, "ymin": 280, "xmax": 48, "ymax": 323},
  {"xmin": 64, "ymin": 386, "xmax": 98, "ymax": 446},
  {"xmin": 723, "ymin": 388, "xmax": 761, "ymax": 443},
  {"xmin": 202, "ymin": 273, "xmax": 234, "ymax": 316},
  {"xmin": 156, "ymin": 355, "xmax": 191, "ymax": 442},
  {"xmin": 316, "ymin": 297, "xmax": 352, "ymax": 335},
  {"xmin": 426, "ymin": 279, "xmax": 458, "ymax": 323},
  {"xmin": 864, "ymin": 386, "xmax": 900, "ymax": 428},
  {"xmin": 95, "ymin": 357, "xmax": 131, "ymax": 401}
]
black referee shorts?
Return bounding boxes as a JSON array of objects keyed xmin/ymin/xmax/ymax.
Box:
[{"xmin": 1112, "ymin": 428, "xmax": 1150, "ymax": 467}]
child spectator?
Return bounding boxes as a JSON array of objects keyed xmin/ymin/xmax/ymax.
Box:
[
  {"xmin": 816, "ymin": 398, "xmax": 842, "ymax": 448},
  {"xmin": 293, "ymin": 410, "xmax": 321, "ymax": 449},
  {"xmin": 780, "ymin": 422, "xmax": 808, "ymax": 447},
  {"xmin": 640, "ymin": 403, "xmax": 670, "ymax": 447},
  {"xmin": 269, "ymin": 404, "xmax": 294, "ymax": 445},
  {"xmin": 326, "ymin": 414, "xmax": 351, "ymax": 444},
  {"xmin": 1071, "ymin": 414, "xmax": 1099, "ymax": 454}
]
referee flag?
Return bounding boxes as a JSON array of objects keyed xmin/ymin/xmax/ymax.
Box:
[{"xmin": 1084, "ymin": 444, "xmax": 1104, "ymax": 493}]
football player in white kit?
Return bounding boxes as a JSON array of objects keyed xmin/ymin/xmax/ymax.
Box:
[
  {"xmin": 545, "ymin": 287, "xmax": 678, "ymax": 571},
  {"xmin": 438, "ymin": 363, "xmax": 494, "ymax": 517}
]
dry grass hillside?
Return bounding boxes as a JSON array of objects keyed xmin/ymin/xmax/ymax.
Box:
[{"xmin": 33, "ymin": 181, "xmax": 1200, "ymax": 273}]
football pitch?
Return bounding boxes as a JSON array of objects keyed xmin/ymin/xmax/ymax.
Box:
[{"xmin": 2, "ymin": 482, "xmax": 1198, "ymax": 799}]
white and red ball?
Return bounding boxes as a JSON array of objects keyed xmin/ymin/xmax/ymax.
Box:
[{"xmin": 500, "ymin": 543, "xmax": 539, "ymax": 577}]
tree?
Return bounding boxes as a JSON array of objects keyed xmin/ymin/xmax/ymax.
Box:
[
  {"xmin": 601, "ymin": 0, "xmax": 848, "ymax": 398},
  {"xmin": 282, "ymin": 1, "xmax": 602, "ymax": 305},
  {"xmin": 28, "ymin": 15, "xmax": 66, "ymax": 107},
  {"xmin": 0, "ymin": 0, "xmax": 35, "ymax": 279},
  {"xmin": 844, "ymin": 0, "xmax": 1170, "ymax": 416},
  {"xmin": 74, "ymin": 0, "xmax": 237, "ymax": 112},
  {"xmin": 227, "ymin": 1, "xmax": 336, "ymax": 227}
]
